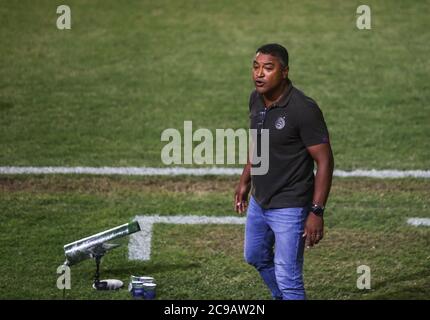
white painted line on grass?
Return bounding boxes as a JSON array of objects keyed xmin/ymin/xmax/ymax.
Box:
[
  {"xmin": 129, "ymin": 215, "xmax": 246, "ymax": 261},
  {"xmin": 1, "ymin": 166, "xmax": 430, "ymax": 178},
  {"xmin": 333, "ymin": 169, "xmax": 430, "ymax": 178},
  {"xmin": 407, "ymin": 218, "xmax": 430, "ymax": 227},
  {"xmin": 0, "ymin": 166, "xmax": 241, "ymax": 176}
]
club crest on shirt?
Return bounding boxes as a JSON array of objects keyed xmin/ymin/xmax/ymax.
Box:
[{"xmin": 275, "ymin": 116, "xmax": 286, "ymax": 130}]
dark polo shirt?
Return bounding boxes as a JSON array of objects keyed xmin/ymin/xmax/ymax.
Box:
[{"xmin": 249, "ymin": 80, "xmax": 330, "ymax": 209}]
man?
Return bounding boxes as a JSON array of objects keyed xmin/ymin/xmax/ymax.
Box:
[{"xmin": 234, "ymin": 43, "xmax": 334, "ymax": 300}]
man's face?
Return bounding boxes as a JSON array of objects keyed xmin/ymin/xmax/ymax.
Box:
[{"xmin": 252, "ymin": 52, "xmax": 288, "ymax": 95}]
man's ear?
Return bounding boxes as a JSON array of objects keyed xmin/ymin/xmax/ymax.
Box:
[{"xmin": 283, "ymin": 66, "xmax": 289, "ymax": 79}]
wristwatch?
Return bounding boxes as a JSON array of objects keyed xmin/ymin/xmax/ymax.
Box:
[{"xmin": 310, "ymin": 204, "xmax": 325, "ymax": 217}]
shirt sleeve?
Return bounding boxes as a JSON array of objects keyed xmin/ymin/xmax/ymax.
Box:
[
  {"xmin": 298, "ymin": 100, "xmax": 330, "ymax": 147},
  {"xmin": 248, "ymin": 90, "xmax": 258, "ymax": 113},
  {"xmin": 248, "ymin": 91, "xmax": 258, "ymax": 129}
]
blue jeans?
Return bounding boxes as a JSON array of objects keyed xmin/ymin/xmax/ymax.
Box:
[{"xmin": 244, "ymin": 196, "xmax": 308, "ymax": 300}]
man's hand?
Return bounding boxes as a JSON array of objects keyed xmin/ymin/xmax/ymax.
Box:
[
  {"xmin": 302, "ymin": 213, "xmax": 324, "ymax": 248},
  {"xmin": 234, "ymin": 182, "xmax": 251, "ymax": 214}
]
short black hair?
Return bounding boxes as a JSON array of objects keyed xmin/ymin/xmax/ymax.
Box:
[{"xmin": 256, "ymin": 43, "xmax": 289, "ymax": 68}]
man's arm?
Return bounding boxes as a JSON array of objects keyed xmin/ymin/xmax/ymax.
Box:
[
  {"xmin": 234, "ymin": 158, "xmax": 252, "ymax": 214},
  {"xmin": 303, "ymin": 143, "xmax": 334, "ymax": 247}
]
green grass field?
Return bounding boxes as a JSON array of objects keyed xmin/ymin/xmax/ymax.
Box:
[
  {"xmin": 0, "ymin": 176, "xmax": 429, "ymax": 299},
  {"xmin": 0, "ymin": 0, "xmax": 429, "ymax": 300}
]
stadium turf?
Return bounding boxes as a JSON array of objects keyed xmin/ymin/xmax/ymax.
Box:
[
  {"xmin": 0, "ymin": 175, "xmax": 429, "ymax": 299},
  {"xmin": 0, "ymin": 0, "xmax": 429, "ymax": 299}
]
